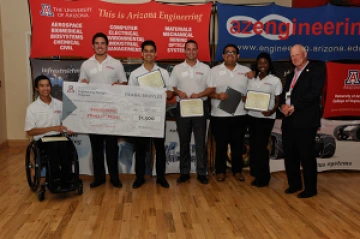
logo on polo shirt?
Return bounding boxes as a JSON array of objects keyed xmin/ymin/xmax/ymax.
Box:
[
  {"xmin": 195, "ymin": 72, "xmax": 204, "ymax": 76},
  {"xmin": 106, "ymin": 66, "xmax": 115, "ymax": 70},
  {"xmin": 54, "ymin": 110, "xmax": 61, "ymax": 114}
]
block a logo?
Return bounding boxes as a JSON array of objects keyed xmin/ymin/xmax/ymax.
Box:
[
  {"xmin": 40, "ymin": 4, "xmax": 54, "ymax": 17},
  {"xmin": 345, "ymin": 70, "xmax": 360, "ymax": 85}
]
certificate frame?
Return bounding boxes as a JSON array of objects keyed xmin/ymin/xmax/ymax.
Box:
[
  {"xmin": 137, "ymin": 69, "xmax": 165, "ymax": 88},
  {"xmin": 245, "ymin": 90, "xmax": 271, "ymax": 112},
  {"xmin": 180, "ymin": 99, "xmax": 204, "ymax": 117}
]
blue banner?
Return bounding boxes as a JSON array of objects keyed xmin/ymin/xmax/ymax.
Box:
[{"xmin": 216, "ymin": 3, "xmax": 360, "ymax": 61}]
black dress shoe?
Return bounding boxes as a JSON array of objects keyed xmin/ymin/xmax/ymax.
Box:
[
  {"xmin": 285, "ymin": 187, "xmax": 302, "ymax": 194},
  {"xmin": 132, "ymin": 178, "xmax": 145, "ymax": 189},
  {"xmin": 90, "ymin": 180, "xmax": 105, "ymax": 188},
  {"xmin": 197, "ymin": 175, "xmax": 209, "ymax": 184},
  {"xmin": 111, "ymin": 179, "xmax": 123, "ymax": 188},
  {"xmin": 177, "ymin": 174, "xmax": 190, "ymax": 183},
  {"xmin": 251, "ymin": 179, "xmax": 258, "ymax": 186},
  {"xmin": 297, "ymin": 191, "xmax": 317, "ymax": 198},
  {"xmin": 256, "ymin": 181, "xmax": 269, "ymax": 187},
  {"xmin": 156, "ymin": 177, "xmax": 170, "ymax": 188}
]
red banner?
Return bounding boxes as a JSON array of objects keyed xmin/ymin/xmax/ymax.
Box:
[
  {"xmin": 29, "ymin": 0, "xmax": 212, "ymax": 61},
  {"xmin": 323, "ymin": 62, "xmax": 360, "ymax": 118}
]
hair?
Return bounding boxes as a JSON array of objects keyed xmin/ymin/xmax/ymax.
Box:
[
  {"xmin": 141, "ymin": 40, "xmax": 156, "ymax": 52},
  {"xmin": 184, "ymin": 39, "xmax": 198, "ymax": 49},
  {"xmin": 256, "ymin": 52, "xmax": 273, "ymax": 76},
  {"xmin": 222, "ymin": 44, "xmax": 239, "ymax": 55},
  {"xmin": 34, "ymin": 75, "xmax": 51, "ymax": 89},
  {"xmin": 92, "ymin": 32, "xmax": 108, "ymax": 45}
]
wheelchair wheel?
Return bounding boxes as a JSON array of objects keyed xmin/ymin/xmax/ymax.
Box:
[{"xmin": 25, "ymin": 141, "xmax": 41, "ymax": 191}]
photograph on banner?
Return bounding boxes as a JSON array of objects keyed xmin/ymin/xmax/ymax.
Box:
[
  {"xmin": 29, "ymin": 0, "xmax": 212, "ymax": 61},
  {"xmin": 216, "ymin": 3, "xmax": 360, "ymax": 61}
]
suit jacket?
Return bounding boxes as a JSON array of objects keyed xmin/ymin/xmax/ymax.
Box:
[{"xmin": 280, "ymin": 61, "xmax": 325, "ymax": 129}]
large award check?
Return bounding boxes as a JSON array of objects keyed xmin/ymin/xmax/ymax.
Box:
[{"xmin": 62, "ymin": 82, "xmax": 167, "ymax": 138}]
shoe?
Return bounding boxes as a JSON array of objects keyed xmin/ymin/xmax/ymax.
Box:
[
  {"xmin": 132, "ymin": 178, "xmax": 145, "ymax": 189},
  {"xmin": 234, "ymin": 173, "xmax": 245, "ymax": 181},
  {"xmin": 256, "ymin": 181, "xmax": 269, "ymax": 187},
  {"xmin": 111, "ymin": 179, "xmax": 122, "ymax": 188},
  {"xmin": 177, "ymin": 174, "xmax": 190, "ymax": 183},
  {"xmin": 216, "ymin": 173, "xmax": 225, "ymax": 182},
  {"xmin": 297, "ymin": 191, "xmax": 317, "ymax": 198},
  {"xmin": 156, "ymin": 177, "xmax": 170, "ymax": 188},
  {"xmin": 197, "ymin": 175, "xmax": 209, "ymax": 184},
  {"xmin": 251, "ymin": 179, "xmax": 258, "ymax": 186},
  {"xmin": 90, "ymin": 180, "xmax": 105, "ymax": 188},
  {"xmin": 285, "ymin": 187, "xmax": 302, "ymax": 194}
]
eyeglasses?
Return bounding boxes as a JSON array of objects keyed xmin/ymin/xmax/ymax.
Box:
[{"xmin": 224, "ymin": 51, "xmax": 237, "ymax": 55}]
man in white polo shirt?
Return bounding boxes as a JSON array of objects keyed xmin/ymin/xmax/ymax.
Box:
[
  {"xmin": 169, "ymin": 40, "xmax": 216, "ymax": 184},
  {"xmin": 25, "ymin": 75, "xmax": 73, "ymax": 188},
  {"xmin": 128, "ymin": 40, "xmax": 173, "ymax": 189},
  {"xmin": 209, "ymin": 43, "xmax": 250, "ymax": 182},
  {"xmin": 79, "ymin": 32, "xmax": 127, "ymax": 188}
]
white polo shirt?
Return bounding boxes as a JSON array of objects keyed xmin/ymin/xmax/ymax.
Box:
[
  {"xmin": 24, "ymin": 96, "xmax": 63, "ymax": 141},
  {"xmin": 78, "ymin": 54, "xmax": 127, "ymax": 84},
  {"xmin": 128, "ymin": 64, "xmax": 172, "ymax": 91},
  {"xmin": 246, "ymin": 74, "xmax": 282, "ymax": 119},
  {"xmin": 169, "ymin": 60, "xmax": 216, "ymax": 101},
  {"xmin": 210, "ymin": 63, "xmax": 250, "ymax": 117}
]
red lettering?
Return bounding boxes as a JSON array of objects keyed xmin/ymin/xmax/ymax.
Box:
[
  {"xmin": 241, "ymin": 21, "xmax": 252, "ymax": 34},
  {"xmin": 230, "ymin": 20, "xmax": 240, "ymax": 34},
  {"xmin": 312, "ymin": 22, "xmax": 323, "ymax": 36},
  {"xmin": 324, "ymin": 22, "xmax": 334, "ymax": 35},
  {"xmin": 253, "ymin": 22, "xmax": 263, "ymax": 34}
]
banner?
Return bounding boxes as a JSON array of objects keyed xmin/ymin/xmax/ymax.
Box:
[
  {"xmin": 216, "ymin": 3, "xmax": 360, "ymax": 61},
  {"xmin": 29, "ymin": 0, "xmax": 212, "ymax": 61},
  {"xmin": 323, "ymin": 62, "xmax": 360, "ymax": 118}
]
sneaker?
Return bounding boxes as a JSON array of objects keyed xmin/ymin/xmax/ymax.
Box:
[
  {"xmin": 132, "ymin": 178, "xmax": 145, "ymax": 189},
  {"xmin": 197, "ymin": 175, "xmax": 209, "ymax": 184},
  {"xmin": 176, "ymin": 174, "xmax": 190, "ymax": 183},
  {"xmin": 156, "ymin": 177, "xmax": 170, "ymax": 188}
]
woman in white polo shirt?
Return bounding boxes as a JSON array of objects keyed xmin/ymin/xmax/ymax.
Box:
[{"xmin": 246, "ymin": 52, "xmax": 282, "ymax": 187}]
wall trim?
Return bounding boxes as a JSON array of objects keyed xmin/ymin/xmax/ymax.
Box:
[
  {"xmin": 7, "ymin": 139, "xmax": 29, "ymax": 148},
  {"xmin": 0, "ymin": 140, "xmax": 8, "ymax": 150}
]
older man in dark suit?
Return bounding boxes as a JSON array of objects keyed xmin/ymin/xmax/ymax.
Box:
[{"xmin": 280, "ymin": 44, "xmax": 325, "ymax": 198}]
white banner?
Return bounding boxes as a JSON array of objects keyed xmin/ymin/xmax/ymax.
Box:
[{"xmin": 62, "ymin": 82, "xmax": 167, "ymax": 138}]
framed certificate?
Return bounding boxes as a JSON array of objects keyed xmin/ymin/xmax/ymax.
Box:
[
  {"xmin": 180, "ymin": 99, "xmax": 204, "ymax": 117},
  {"xmin": 137, "ymin": 69, "xmax": 164, "ymax": 88},
  {"xmin": 217, "ymin": 87, "xmax": 242, "ymax": 115},
  {"xmin": 245, "ymin": 90, "xmax": 270, "ymax": 111}
]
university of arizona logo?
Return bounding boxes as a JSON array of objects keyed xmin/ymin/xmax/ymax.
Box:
[
  {"xmin": 40, "ymin": 4, "xmax": 54, "ymax": 17},
  {"xmin": 345, "ymin": 70, "xmax": 360, "ymax": 85}
]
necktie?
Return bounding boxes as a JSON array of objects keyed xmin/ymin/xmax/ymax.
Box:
[{"xmin": 290, "ymin": 68, "xmax": 299, "ymax": 89}]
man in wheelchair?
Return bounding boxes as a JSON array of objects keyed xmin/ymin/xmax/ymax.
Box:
[{"xmin": 24, "ymin": 75, "xmax": 74, "ymax": 190}]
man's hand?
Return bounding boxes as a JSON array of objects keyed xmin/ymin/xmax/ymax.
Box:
[
  {"xmin": 190, "ymin": 93, "xmax": 201, "ymax": 98},
  {"xmin": 112, "ymin": 81, "xmax": 121, "ymax": 86},
  {"xmin": 177, "ymin": 90, "xmax": 188, "ymax": 99},
  {"xmin": 242, "ymin": 96, "xmax": 247, "ymax": 103},
  {"xmin": 281, "ymin": 104, "xmax": 295, "ymax": 117},
  {"xmin": 262, "ymin": 110, "xmax": 272, "ymax": 117},
  {"xmin": 245, "ymin": 71, "xmax": 256, "ymax": 79},
  {"xmin": 80, "ymin": 79, "xmax": 89, "ymax": 84},
  {"xmin": 217, "ymin": 92, "xmax": 228, "ymax": 101},
  {"xmin": 54, "ymin": 125, "xmax": 68, "ymax": 133}
]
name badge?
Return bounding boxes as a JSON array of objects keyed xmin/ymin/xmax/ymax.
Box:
[
  {"xmin": 181, "ymin": 71, "xmax": 189, "ymax": 77},
  {"xmin": 285, "ymin": 91, "xmax": 291, "ymax": 105}
]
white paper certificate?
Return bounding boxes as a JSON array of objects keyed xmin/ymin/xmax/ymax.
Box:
[
  {"xmin": 62, "ymin": 82, "xmax": 167, "ymax": 138},
  {"xmin": 180, "ymin": 99, "xmax": 204, "ymax": 117},
  {"xmin": 137, "ymin": 70, "xmax": 164, "ymax": 88},
  {"xmin": 245, "ymin": 90, "xmax": 271, "ymax": 111}
]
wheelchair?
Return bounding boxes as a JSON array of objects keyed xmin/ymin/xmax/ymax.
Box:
[{"xmin": 25, "ymin": 136, "xmax": 83, "ymax": 201}]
